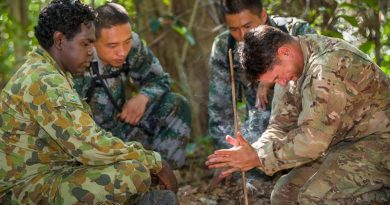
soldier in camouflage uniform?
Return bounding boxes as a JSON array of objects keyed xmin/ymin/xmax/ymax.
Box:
[
  {"xmin": 73, "ymin": 3, "xmax": 191, "ymax": 169},
  {"xmin": 0, "ymin": 1, "xmax": 177, "ymax": 204},
  {"xmin": 208, "ymin": 0, "xmax": 316, "ymax": 149},
  {"xmin": 207, "ymin": 25, "xmax": 390, "ymax": 204}
]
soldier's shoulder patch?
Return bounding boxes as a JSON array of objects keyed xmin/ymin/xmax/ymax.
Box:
[{"xmin": 63, "ymin": 92, "xmax": 82, "ymax": 105}]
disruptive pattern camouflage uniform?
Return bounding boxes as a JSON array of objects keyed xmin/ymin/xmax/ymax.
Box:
[
  {"xmin": 208, "ymin": 16, "xmax": 316, "ymax": 148},
  {"xmin": 73, "ymin": 32, "xmax": 191, "ymax": 169},
  {"xmin": 252, "ymin": 35, "xmax": 390, "ymax": 204},
  {"xmin": 0, "ymin": 48, "xmax": 162, "ymax": 204}
]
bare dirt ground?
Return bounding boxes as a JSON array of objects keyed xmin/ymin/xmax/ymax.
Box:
[{"xmin": 176, "ymin": 145, "xmax": 276, "ymax": 205}]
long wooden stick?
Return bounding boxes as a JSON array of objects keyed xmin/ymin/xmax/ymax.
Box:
[{"xmin": 228, "ymin": 49, "xmax": 249, "ymax": 205}]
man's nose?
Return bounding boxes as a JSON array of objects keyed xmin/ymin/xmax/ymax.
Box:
[
  {"xmin": 87, "ymin": 46, "xmax": 93, "ymax": 56},
  {"xmin": 237, "ymin": 29, "xmax": 246, "ymax": 41},
  {"xmin": 117, "ymin": 45, "xmax": 127, "ymax": 57},
  {"xmin": 240, "ymin": 27, "xmax": 251, "ymax": 40}
]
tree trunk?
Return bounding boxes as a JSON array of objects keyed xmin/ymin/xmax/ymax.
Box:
[{"xmin": 10, "ymin": 0, "xmax": 28, "ymax": 67}]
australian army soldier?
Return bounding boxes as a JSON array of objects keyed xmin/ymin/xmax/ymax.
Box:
[{"xmin": 0, "ymin": 0, "xmax": 178, "ymax": 204}]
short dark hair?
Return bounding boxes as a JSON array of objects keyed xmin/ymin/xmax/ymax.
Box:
[
  {"xmin": 239, "ymin": 25, "xmax": 294, "ymax": 82},
  {"xmin": 94, "ymin": 3, "xmax": 130, "ymax": 39},
  {"xmin": 34, "ymin": 0, "xmax": 95, "ymax": 50},
  {"xmin": 220, "ymin": 0, "xmax": 263, "ymax": 16}
]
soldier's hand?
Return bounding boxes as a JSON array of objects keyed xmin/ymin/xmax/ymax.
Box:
[
  {"xmin": 156, "ymin": 160, "xmax": 178, "ymax": 193},
  {"xmin": 118, "ymin": 94, "xmax": 149, "ymax": 125},
  {"xmin": 256, "ymin": 81, "xmax": 274, "ymax": 110},
  {"xmin": 206, "ymin": 132, "xmax": 260, "ymax": 178}
]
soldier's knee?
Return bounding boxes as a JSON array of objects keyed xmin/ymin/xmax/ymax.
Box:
[
  {"xmin": 299, "ymin": 187, "xmax": 390, "ymax": 204},
  {"xmin": 270, "ymin": 189, "xmax": 288, "ymax": 205},
  {"xmin": 164, "ymin": 92, "xmax": 191, "ymax": 124},
  {"xmin": 297, "ymin": 192, "xmax": 318, "ymax": 205},
  {"xmin": 271, "ymin": 175, "xmax": 297, "ymax": 205},
  {"xmin": 115, "ymin": 160, "xmax": 152, "ymax": 194},
  {"xmin": 297, "ymin": 180, "xmax": 327, "ymax": 204}
]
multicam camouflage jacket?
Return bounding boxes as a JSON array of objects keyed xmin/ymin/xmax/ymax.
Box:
[
  {"xmin": 0, "ymin": 48, "xmax": 162, "ymax": 193},
  {"xmin": 208, "ymin": 16, "xmax": 316, "ymax": 148},
  {"xmin": 253, "ymin": 35, "xmax": 390, "ymax": 176},
  {"xmin": 73, "ymin": 32, "xmax": 170, "ymax": 132}
]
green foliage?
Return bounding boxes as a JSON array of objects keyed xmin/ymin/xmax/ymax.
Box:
[
  {"xmin": 186, "ymin": 135, "xmax": 214, "ymax": 158},
  {"xmin": 263, "ymin": 0, "xmax": 390, "ymax": 75},
  {"xmin": 362, "ymin": 0, "xmax": 378, "ymax": 8},
  {"xmin": 148, "ymin": 17, "xmax": 161, "ymax": 33},
  {"xmin": 162, "ymin": 0, "xmax": 171, "ymax": 7},
  {"xmin": 1, "ymin": 0, "xmax": 389, "ymax": 88},
  {"xmin": 171, "ymin": 20, "xmax": 196, "ymax": 46},
  {"xmin": 338, "ymin": 15, "xmax": 358, "ymax": 27},
  {"xmin": 0, "ymin": 10, "xmax": 14, "ymax": 84},
  {"xmin": 0, "ymin": 0, "xmax": 47, "ymax": 87},
  {"xmin": 381, "ymin": 55, "xmax": 390, "ymax": 75},
  {"xmin": 115, "ymin": 0, "xmax": 137, "ymax": 16},
  {"xmin": 148, "ymin": 15, "xmax": 196, "ymax": 45}
]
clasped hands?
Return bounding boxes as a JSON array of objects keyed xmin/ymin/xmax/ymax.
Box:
[{"xmin": 205, "ymin": 132, "xmax": 261, "ymax": 179}]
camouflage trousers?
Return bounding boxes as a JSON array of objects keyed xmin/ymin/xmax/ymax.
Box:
[
  {"xmin": 0, "ymin": 160, "xmax": 152, "ymax": 205},
  {"xmin": 271, "ymin": 133, "xmax": 390, "ymax": 205},
  {"xmin": 111, "ymin": 92, "xmax": 191, "ymax": 169}
]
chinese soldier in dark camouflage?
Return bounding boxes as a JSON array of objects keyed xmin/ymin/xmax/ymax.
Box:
[
  {"xmin": 73, "ymin": 3, "xmax": 191, "ymax": 169},
  {"xmin": 208, "ymin": 0, "xmax": 316, "ymax": 149},
  {"xmin": 0, "ymin": 0, "xmax": 178, "ymax": 204},
  {"xmin": 207, "ymin": 25, "xmax": 390, "ymax": 204}
]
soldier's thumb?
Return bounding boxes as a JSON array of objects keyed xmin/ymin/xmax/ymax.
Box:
[
  {"xmin": 236, "ymin": 132, "xmax": 248, "ymax": 145},
  {"xmin": 226, "ymin": 135, "xmax": 238, "ymax": 147}
]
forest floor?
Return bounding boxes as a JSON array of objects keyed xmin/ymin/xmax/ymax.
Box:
[{"xmin": 175, "ymin": 141, "xmax": 277, "ymax": 205}]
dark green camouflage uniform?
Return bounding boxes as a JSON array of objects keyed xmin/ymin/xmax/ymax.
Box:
[
  {"xmin": 208, "ymin": 16, "xmax": 316, "ymax": 148},
  {"xmin": 73, "ymin": 32, "xmax": 191, "ymax": 169},
  {"xmin": 0, "ymin": 48, "xmax": 162, "ymax": 204},
  {"xmin": 253, "ymin": 35, "xmax": 390, "ymax": 204}
]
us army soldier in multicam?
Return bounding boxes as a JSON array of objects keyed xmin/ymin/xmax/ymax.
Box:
[
  {"xmin": 0, "ymin": 1, "xmax": 171, "ymax": 204},
  {"xmin": 208, "ymin": 15, "xmax": 315, "ymax": 148},
  {"xmin": 240, "ymin": 27, "xmax": 390, "ymax": 204},
  {"xmin": 73, "ymin": 3, "xmax": 191, "ymax": 169}
]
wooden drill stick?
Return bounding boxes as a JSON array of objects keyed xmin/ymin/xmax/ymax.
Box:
[{"xmin": 228, "ymin": 49, "xmax": 249, "ymax": 205}]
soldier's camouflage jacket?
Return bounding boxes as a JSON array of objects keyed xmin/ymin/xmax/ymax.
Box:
[
  {"xmin": 73, "ymin": 32, "xmax": 191, "ymax": 169},
  {"xmin": 253, "ymin": 35, "xmax": 390, "ymax": 176},
  {"xmin": 0, "ymin": 48, "xmax": 162, "ymax": 203},
  {"xmin": 208, "ymin": 16, "xmax": 316, "ymax": 148},
  {"xmin": 73, "ymin": 32, "xmax": 170, "ymax": 131}
]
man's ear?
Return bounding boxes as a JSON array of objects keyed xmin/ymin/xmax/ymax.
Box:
[
  {"xmin": 260, "ymin": 9, "xmax": 268, "ymax": 24},
  {"xmin": 53, "ymin": 31, "xmax": 64, "ymax": 50}
]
